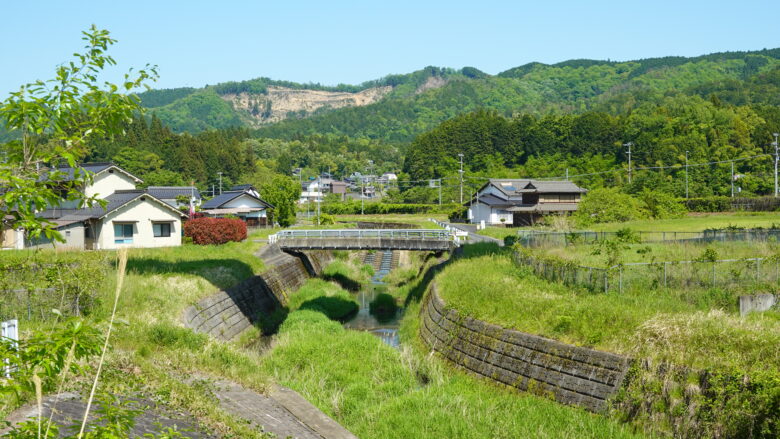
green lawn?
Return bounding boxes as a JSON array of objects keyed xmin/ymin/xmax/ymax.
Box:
[
  {"xmin": 435, "ymin": 246, "xmax": 780, "ymax": 374},
  {"xmin": 473, "ymin": 212, "xmax": 780, "ymax": 241},
  {"xmin": 540, "ymin": 240, "xmax": 780, "ymax": 267},
  {"xmin": 590, "ymin": 211, "xmax": 780, "ymax": 232}
]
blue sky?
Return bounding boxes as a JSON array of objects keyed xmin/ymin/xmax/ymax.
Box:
[{"xmin": 1, "ymin": 0, "xmax": 779, "ymax": 96}]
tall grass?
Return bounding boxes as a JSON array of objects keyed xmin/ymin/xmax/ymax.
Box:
[
  {"xmin": 436, "ymin": 252, "xmax": 780, "ymax": 373},
  {"xmin": 261, "ymin": 308, "xmax": 641, "ymax": 439}
]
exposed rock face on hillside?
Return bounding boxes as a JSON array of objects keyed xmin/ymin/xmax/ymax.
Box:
[
  {"xmin": 416, "ymin": 75, "xmax": 448, "ymax": 94},
  {"xmin": 223, "ymin": 85, "xmax": 392, "ymax": 125}
]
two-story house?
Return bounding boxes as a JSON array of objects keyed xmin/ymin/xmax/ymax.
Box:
[{"xmin": 467, "ymin": 179, "xmax": 587, "ymax": 226}]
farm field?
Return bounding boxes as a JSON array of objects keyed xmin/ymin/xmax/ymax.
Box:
[
  {"xmin": 538, "ymin": 239, "xmax": 780, "ymax": 267},
  {"xmin": 474, "ymin": 211, "xmax": 780, "ymax": 242}
]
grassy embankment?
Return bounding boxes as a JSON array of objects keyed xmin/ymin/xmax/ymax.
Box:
[
  {"xmin": 436, "ymin": 244, "xmax": 780, "ymax": 374},
  {"xmin": 259, "ymin": 251, "xmax": 643, "ymax": 439},
  {"xmin": 1, "ymin": 228, "xmax": 283, "ymax": 437}
]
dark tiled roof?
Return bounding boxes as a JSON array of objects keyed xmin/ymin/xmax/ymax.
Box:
[
  {"xmin": 488, "ymin": 179, "xmax": 586, "ymax": 195},
  {"xmin": 202, "ymin": 190, "xmax": 273, "ymax": 209},
  {"xmin": 42, "ymin": 190, "xmax": 185, "ymax": 220},
  {"xmin": 230, "ymin": 184, "xmax": 254, "ymax": 191},
  {"xmin": 146, "ymin": 186, "xmax": 202, "ymax": 200},
  {"xmin": 202, "ymin": 191, "xmax": 243, "ymax": 209},
  {"xmin": 477, "ymin": 194, "xmax": 511, "ymax": 206},
  {"xmin": 42, "ymin": 163, "xmax": 142, "ymax": 183}
]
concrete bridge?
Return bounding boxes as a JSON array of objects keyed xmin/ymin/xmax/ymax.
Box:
[{"xmin": 268, "ymin": 229, "xmax": 457, "ymax": 251}]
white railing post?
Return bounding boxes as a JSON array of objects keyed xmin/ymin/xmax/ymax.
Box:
[{"xmin": 2, "ymin": 319, "xmax": 19, "ymax": 378}]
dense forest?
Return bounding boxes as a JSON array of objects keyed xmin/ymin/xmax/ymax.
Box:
[
  {"xmin": 138, "ymin": 50, "xmax": 780, "ymax": 141},
  {"xmin": 5, "ymin": 49, "xmax": 780, "ymax": 202}
]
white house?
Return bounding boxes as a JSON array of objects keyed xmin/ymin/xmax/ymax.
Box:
[
  {"xmin": 3, "ymin": 163, "xmax": 188, "ymax": 250},
  {"xmin": 467, "ymin": 179, "xmax": 587, "ymax": 226},
  {"xmin": 201, "ymin": 190, "xmax": 273, "ymax": 226}
]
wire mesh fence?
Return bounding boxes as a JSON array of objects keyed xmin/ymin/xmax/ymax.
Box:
[
  {"xmin": 513, "ymin": 251, "xmax": 780, "ymax": 293},
  {"xmin": 0, "ymin": 258, "xmax": 108, "ymax": 322},
  {"xmin": 517, "ymin": 229, "xmax": 780, "ymax": 248}
]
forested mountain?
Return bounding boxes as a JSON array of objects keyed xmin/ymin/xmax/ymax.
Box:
[{"xmin": 140, "ymin": 50, "xmax": 780, "ymax": 141}]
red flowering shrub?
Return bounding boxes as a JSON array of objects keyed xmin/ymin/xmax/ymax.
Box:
[{"xmin": 184, "ymin": 217, "xmax": 247, "ymax": 245}]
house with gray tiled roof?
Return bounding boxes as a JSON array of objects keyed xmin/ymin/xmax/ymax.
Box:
[
  {"xmin": 146, "ymin": 186, "xmax": 202, "ymax": 209},
  {"xmin": 3, "ymin": 163, "xmax": 188, "ymax": 250},
  {"xmin": 201, "ymin": 190, "xmax": 273, "ymax": 226},
  {"xmin": 467, "ymin": 179, "xmax": 587, "ymax": 226}
]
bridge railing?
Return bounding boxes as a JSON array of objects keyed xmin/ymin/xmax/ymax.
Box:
[{"xmin": 269, "ymin": 229, "xmax": 453, "ymax": 244}]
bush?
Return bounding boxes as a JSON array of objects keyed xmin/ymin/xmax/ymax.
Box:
[
  {"xmin": 448, "ymin": 206, "xmax": 468, "ymax": 222},
  {"xmin": 183, "ymin": 217, "xmax": 247, "ymax": 245},
  {"xmin": 638, "ymin": 189, "xmax": 687, "ymax": 219},
  {"xmin": 684, "ymin": 196, "xmax": 780, "ymax": 212},
  {"xmin": 574, "ymin": 188, "xmax": 649, "ymax": 226},
  {"xmin": 320, "ymin": 200, "xmax": 458, "ymax": 215}
]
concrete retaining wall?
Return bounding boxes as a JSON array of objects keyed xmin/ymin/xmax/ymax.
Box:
[
  {"xmin": 739, "ymin": 293, "xmax": 778, "ymax": 316},
  {"xmin": 184, "ymin": 245, "xmax": 333, "ymax": 340},
  {"xmin": 420, "ymin": 285, "xmax": 631, "ymax": 412}
]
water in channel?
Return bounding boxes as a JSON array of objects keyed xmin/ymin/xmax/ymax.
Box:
[{"xmin": 343, "ymin": 250, "xmax": 402, "ymax": 348}]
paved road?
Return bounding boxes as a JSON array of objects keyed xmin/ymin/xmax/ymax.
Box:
[
  {"xmin": 445, "ymin": 223, "xmax": 504, "ymax": 246},
  {"xmin": 2, "ymin": 392, "xmax": 215, "ymax": 438}
]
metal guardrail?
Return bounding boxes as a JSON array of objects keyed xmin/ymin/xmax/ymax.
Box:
[{"xmin": 269, "ymin": 229, "xmax": 453, "ymax": 244}]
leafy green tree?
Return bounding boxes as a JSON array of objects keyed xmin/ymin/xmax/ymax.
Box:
[
  {"xmin": 574, "ymin": 188, "xmax": 649, "ymax": 226},
  {"xmin": 260, "ymin": 175, "xmax": 300, "ymax": 227},
  {"xmin": 0, "ymin": 26, "xmax": 157, "ymax": 240},
  {"xmin": 113, "ymin": 147, "xmax": 165, "ymax": 177}
]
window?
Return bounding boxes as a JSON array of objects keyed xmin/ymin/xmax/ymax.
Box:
[
  {"xmin": 153, "ymin": 222, "xmax": 171, "ymax": 238},
  {"xmin": 114, "ymin": 223, "xmax": 133, "ymax": 244}
]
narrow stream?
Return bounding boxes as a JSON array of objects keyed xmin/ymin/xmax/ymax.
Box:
[{"xmin": 342, "ymin": 250, "xmax": 403, "ymax": 348}]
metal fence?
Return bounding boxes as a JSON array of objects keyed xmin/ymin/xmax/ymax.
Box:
[
  {"xmin": 514, "ymin": 251, "xmax": 779, "ymax": 293},
  {"xmin": 269, "ymin": 228, "xmax": 453, "ymax": 244},
  {"xmin": 517, "ymin": 229, "xmax": 780, "ymax": 248}
]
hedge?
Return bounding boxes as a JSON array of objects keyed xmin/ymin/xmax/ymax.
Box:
[
  {"xmin": 319, "ymin": 201, "xmax": 458, "ymax": 215},
  {"xmin": 183, "ymin": 217, "xmax": 247, "ymax": 245},
  {"xmin": 682, "ymin": 196, "xmax": 780, "ymax": 212}
]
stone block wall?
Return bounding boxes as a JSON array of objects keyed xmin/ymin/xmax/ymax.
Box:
[
  {"xmin": 184, "ymin": 245, "xmax": 333, "ymax": 340},
  {"xmin": 420, "ymin": 285, "xmax": 631, "ymax": 412}
]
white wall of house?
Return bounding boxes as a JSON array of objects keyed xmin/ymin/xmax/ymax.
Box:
[
  {"xmin": 468, "ymin": 202, "xmax": 513, "ymax": 225},
  {"xmin": 85, "ymin": 170, "xmax": 137, "ymax": 199},
  {"xmin": 25, "ymin": 223, "xmax": 86, "ymax": 250},
  {"xmin": 222, "ymin": 194, "xmax": 268, "ymax": 215},
  {"xmin": 96, "ymin": 197, "xmax": 182, "ymax": 249}
]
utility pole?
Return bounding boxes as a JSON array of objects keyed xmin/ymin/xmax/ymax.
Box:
[
  {"xmin": 774, "ymin": 133, "xmax": 779, "ymax": 197},
  {"xmin": 685, "ymin": 151, "xmax": 689, "ymax": 199},
  {"xmin": 624, "ymin": 142, "xmax": 633, "ymax": 184},
  {"xmin": 731, "ymin": 161, "xmax": 735, "ymax": 198},
  {"xmin": 458, "ymin": 153, "xmax": 464, "ymax": 204},
  {"xmin": 438, "ymin": 179, "xmax": 442, "ymax": 206},
  {"xmin": 217, "ymin": 172, "xmax": 223, "ymax": 195},
  {"xmin": 565, "ymin": 168, "xmax": 569, "ymax": 181},
  {"xmin": 361, "ymin": 175, "xmax": 365, "ymax": 216},
  {"xmin": 316, "ymin": 175, "xmax": 321, "ymax": 225}
]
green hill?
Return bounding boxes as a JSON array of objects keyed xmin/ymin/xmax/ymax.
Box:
[{"xmin": 139, "ymin": 49, "xmax": 780, "ymax": 140}]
